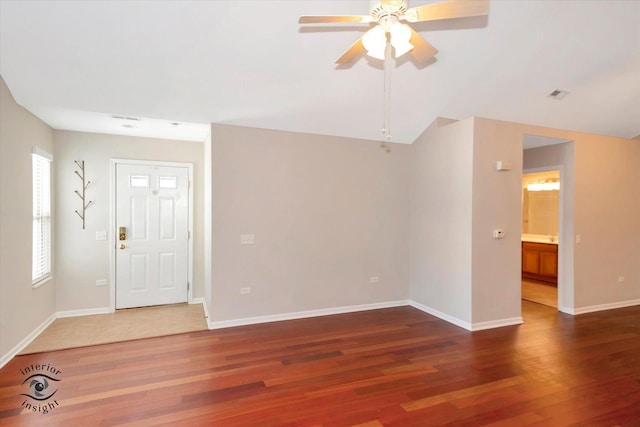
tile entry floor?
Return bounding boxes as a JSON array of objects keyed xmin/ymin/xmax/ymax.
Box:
[
  {"xmin": 20, "ymin": 303, "xmax": 208, "ymax": 354},
  {"xmin": 522, "ymin": 279, "xmax": 558, "ymax": 308}
]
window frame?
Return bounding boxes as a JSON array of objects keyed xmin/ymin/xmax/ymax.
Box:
[{"xmin": 32, "ymin": 147, "xmax": 53, "ymax": 286}]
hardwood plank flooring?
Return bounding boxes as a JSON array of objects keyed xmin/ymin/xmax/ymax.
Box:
[{"xmin": 1, "ymin": 302, "xmax": 639, "ymax": 426}]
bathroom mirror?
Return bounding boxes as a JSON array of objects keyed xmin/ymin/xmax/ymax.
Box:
[{"xmin": 522, "ymin": 171, "xmax": 560, "ymax": 236}]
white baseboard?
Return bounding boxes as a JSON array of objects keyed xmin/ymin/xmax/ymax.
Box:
[
  {"xmin": 0, "ymin": 312, "xmax": 56, "ymax": 369},
  {"xmin": 199, "ymin": 298, "xmax": 211, "ymax": 322},
  {"xmin": 408, "ymin": 301, "xmax": 472, "ymax": 331},
  {"xmin": 471, "ymin": 317, "xmax": 523, "ymax": 331},
  {"xmin": 56, "ymin": 307, "xmax": 112, "ymax": 318},
  {"xmin": 208, "ymin": 300, "xmax": 409, "ymax": 330},
  {"xmin": 190, "ymin": 297, "xmax": 204, "ymax": 305},
  {"xmin": 558, "ymin": 305, "xmax": 573, "ymax": 315},
  {"xmin": 567, "ymin": 299, "xmax": 640, "ymax": 315}
]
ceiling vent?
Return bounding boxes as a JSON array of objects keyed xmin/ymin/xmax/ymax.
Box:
[
  {"xmin": 548, "ymin": 89, "xmax": 569, "ymax": 100},
  {"xmin": 111, "ymin": 115, "xmax": 141, "ymax": 122}
]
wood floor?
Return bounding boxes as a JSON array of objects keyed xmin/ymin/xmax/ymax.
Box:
[
  {"xmin": 1, "ymin": 302, "xmax": 639, "ymax": 426},
  {"xmin": 521, "ymin": 280, "xmax": 558, "ymax": 308}
]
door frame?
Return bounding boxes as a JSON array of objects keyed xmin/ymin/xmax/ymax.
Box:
[
  {"xmin": 109, "ymin": 158, "xmax": 194, "ymax": 311},
  {"xmin": 522, "ymin": 165, "xmax": 564, "ymax": 311}
]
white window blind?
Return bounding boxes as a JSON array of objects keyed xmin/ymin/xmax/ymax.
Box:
[{"xmin": 32, "ymin": 151, "xmax": 52, "ymax": 284}]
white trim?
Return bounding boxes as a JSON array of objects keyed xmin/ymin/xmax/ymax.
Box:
[
  {"xmin": 409, "ymin": 301, "xmax": 472, "ymax": 331},
  {"xmin": 0, "ymin": 313, "xmax": 56, "ymax": 369},
  {"xmin": 31, "ymin": 275, "xmax": 54, "ymax": 289},
  {"xmin": 565, "ymin": 299, "xmax": 640, "ymax": 315},
  {"xmin": 471, "ymin": 317, "xmax": 523, "ymax": 331},
  {"xmin": 190, "ymin": 297, "xmax": 204, "ymax": 305},
  {"xmin": 109, "ymin": 159, "xmax": 194, "ymax": 310},
  {"xmin": 558, "ymin": 305, "xmax": 573, "ymax": 315},
  {"xmin": 32, "ymin": 146, "xmax": 53, "ymax": 161},
  {"xmin": 207, "ymin": 300, "xmax": 409, "ymax": 330},
  {"xmin": 200, "ymin": 298, "xmax": 211, "ymax": 323},
  {"xmin": 56, "ymin": 307, "xmax": 113, "ymax": 318}
]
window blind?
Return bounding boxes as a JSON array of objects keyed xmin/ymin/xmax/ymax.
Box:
[{"xmin": 32, "ymin": 152, "xmax": 52, "ymax": 283}]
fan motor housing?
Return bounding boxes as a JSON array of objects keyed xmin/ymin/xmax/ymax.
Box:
[{"xmin": 370, "ymin": 0, "xmax": 408, "ymax": 19}]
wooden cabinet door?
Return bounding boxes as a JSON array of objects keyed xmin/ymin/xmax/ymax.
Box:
[
  {"xmin": 522, "ymin": 247, "xmax": 540, "ymax": 274},
  {"xmin": 539, "ymin": 251, "xmax": 558, "ymax": 277},
  {"xmin": 522, "ymin": 242, "xmax": 558, "ymax": 284}
]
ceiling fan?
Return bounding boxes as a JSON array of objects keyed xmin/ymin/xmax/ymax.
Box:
[{"xmin": 299, "ymin": 0, "xmax": 490, "ymax": 64}]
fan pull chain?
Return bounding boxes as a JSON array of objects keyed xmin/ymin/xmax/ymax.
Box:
[{"xmin": 381, "ymin": 38, "xmax": 392, "ymax": 151}]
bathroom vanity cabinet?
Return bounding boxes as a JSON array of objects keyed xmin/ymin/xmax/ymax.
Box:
[{"xmin": 522, "ymin": 241, "xmax": 558, "ymax": 285}]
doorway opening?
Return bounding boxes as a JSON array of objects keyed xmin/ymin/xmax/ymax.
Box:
[
  {"xmin": 521, "ymin": 170, "xmax": 560, "ymax": 308},
  {"xmin": 521, "ymin": 134, "xmax": 575, "ymax": 315}
]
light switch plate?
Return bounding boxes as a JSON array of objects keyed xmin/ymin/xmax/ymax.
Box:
[
  {"xmin": 240, "ymin": 234, "xmax": 255, "ymax": 245},
  {"xmin": 96, "ymin": 279, "xmax": 107, "ymax": 287}
]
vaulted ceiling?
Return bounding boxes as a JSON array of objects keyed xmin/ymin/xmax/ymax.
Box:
[{"xmin": 1, "ymin": 0, "xmax": 639, "ymax": 143}]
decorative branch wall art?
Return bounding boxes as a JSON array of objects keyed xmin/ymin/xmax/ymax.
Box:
[{"xmin": 74, "ymin": 160, "xmax": 93, "ymax": 229}]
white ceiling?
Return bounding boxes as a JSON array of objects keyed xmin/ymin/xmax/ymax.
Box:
[{"xmin": 1, "ymin": 0, "xmax": 639, "ymax": 144}]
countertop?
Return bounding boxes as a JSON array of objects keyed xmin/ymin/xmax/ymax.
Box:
[{"xmin": 522, "ymin": 234, "xmax": 558, "ymax": 245}]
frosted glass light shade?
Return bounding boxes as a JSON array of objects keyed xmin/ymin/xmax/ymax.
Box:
[
  {"xmin": 390, "ymin": 22, "xmax": 413, "ymax": 57},
  {"xmin": 362, "ymin": 25, "xmax": 386, "ymax": 60}
]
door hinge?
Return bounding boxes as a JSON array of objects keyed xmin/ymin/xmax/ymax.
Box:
[
  {"xmin": 188, "ymin": 230, "xmax": 191, "ymax": 239},
  {"xmin": 187, "ymin": 282, "xmax": 190, "ymax": 290}
]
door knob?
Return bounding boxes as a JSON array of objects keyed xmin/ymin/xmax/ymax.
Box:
[{"xmin": 119, "ymin": 244, "xmax": 126, "ymax": 250}]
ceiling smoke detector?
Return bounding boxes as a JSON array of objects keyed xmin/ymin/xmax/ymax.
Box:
[{"xmin": 548, "ymin": 89, "xmax": 570, "ymax": 100}]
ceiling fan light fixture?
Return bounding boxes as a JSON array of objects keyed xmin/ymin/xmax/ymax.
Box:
[
  {"xmin": 362, "ymin": 25, "xmax": 387, "ymax": 59},
  {"xmin": 390, "ymin": 22, "xmax": 413, "ymax": 57}
]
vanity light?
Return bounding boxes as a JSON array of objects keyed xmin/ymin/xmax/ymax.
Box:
[{"xmin": 527, "ymin": 181, "xmax": 560, "ymax": 191}]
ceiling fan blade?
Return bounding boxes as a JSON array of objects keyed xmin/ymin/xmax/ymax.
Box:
[
  {"xmin": 299, "ymin": 15, "xmax": 373, "ymax": 24},
  {"xmin": 405, "ymin": 0, "xmax": 489, "ymax": 23},
  {"xmin": 335, "ymin": 37, "xmax": 366, "ymax": 64},
  {"xmin": 408, "ymin": 28, "xmax": 438, "ymax": 63}
]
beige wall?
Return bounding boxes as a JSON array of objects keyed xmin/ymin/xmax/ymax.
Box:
[
  {"xmin": 410, "ymin": 118, "xmax": 474, "ymax": 324},
  {"xmin": 487, "ymin": 118, "xmax": 639, "ymax": 311},
  {"xmin": 471, "ymin": 119, "xmax": 524, "ymax": 324},
  {"xmin": 0, "ymin": 76, "xmax": 56, "ymax": 360},
  {"xmin": 571, "ymin": 134, "xmax": 639, "ymax": 308},
  {"xmin": 53, "ymin": 131, "xmax": 205, "ymax": 312},
  {"xmin": 210, "ymin": 124, "xmax": 411, "ymax": 322}
]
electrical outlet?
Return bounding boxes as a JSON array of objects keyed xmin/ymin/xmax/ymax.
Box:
[
  {"xmin": 240, "ymin": 287, "xmax": 251, "ymax": 294},
  {"xmin": 618, "ymin": 276, "xmax": 625, "ymax": 283},
  {"xmin": 96, "ymin": 279, "xmax": 107, "ymax": 287},
  {"xmin": 370, "ymin": 276, "xmax": 379, "ymax": 284}
]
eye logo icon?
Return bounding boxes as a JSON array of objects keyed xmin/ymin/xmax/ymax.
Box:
[{"xmin": 21, "ymin": 374, "xmax": 60, "ymax": 401}]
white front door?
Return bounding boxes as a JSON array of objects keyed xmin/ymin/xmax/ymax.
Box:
[{"xmin": 115, "ymin": 163, "xmax": 190, "ymax": 309}]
